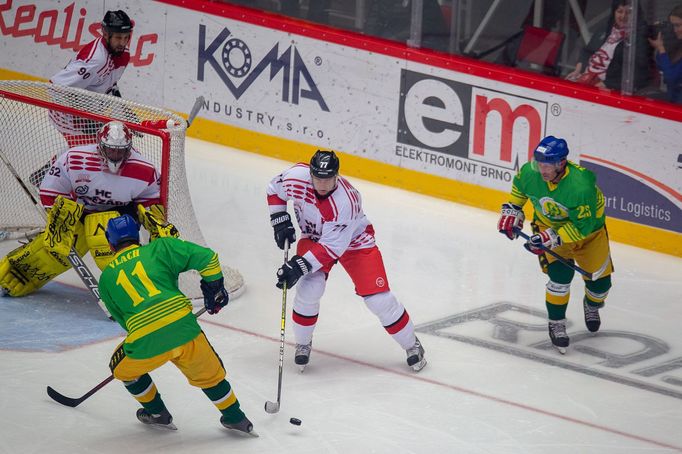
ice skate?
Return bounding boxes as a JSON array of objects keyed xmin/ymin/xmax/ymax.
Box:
[
  {"xmin": 294, "ymin": 342, "xmax": 312, "ymax": 372},
  {"xmin": 583, "ymin": 300, "xmax": 601, "ymax": 332},
  {"xmin": 221, "ymin": 415, "xmax": 259, "ymax": 437},
  {"xmin": 406, "ymin": 337, "xmax": 427, "ymax": 372},
  {"xmin": 136, "ymin": 408, "xmax": 177, "ymax": 430},
  {"xmin": 548, "ymin": 319, "xmax": 569, "ymax": 354}
]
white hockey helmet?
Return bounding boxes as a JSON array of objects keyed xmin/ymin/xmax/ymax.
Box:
[{"xmin": 97, "ymin": 121, "xmax": 132, "ymax": 173}]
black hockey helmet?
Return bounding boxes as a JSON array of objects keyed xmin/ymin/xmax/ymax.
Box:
[
  {"xmin": 309, "ymin": 150, "xmax": 339, "ymax": 178},
  {"xmin": 102, "ymin": 10, "xmax": 133, "ymax": 34}
]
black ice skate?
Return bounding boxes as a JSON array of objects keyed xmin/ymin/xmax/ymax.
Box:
[
  {"xmin": 406, "ymin": 337, "xmax": 427, "ymax": 372},
  {"xmin": 295, "ymin": 342, "xmax": 312, "ymax": 372},
  {"xmin": 548, "ymin": 319, "xmax": 569, "ymax": 354},
  {"xmin": 583, "ymin": 300, "xmax": 601, "ymax": 332},
  {"xmin": 221, "ymin": 415, "xmax": 259, "ymax": 437},
  {"xmin": 136, "ymin": 408, "xmax": 177, "ymax": 430}
]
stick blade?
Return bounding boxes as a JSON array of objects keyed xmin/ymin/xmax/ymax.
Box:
[
  {"xmin": 47, "ymin": 386, "xmax": 81, "ymax": 407},
  {"xmin": 264, "ymin": 401, "xmax": 280, "ymax": 414}
]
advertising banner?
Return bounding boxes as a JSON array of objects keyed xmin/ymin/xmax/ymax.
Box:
[{"xmin": 1, "ymin": 0, "xmax": 680, "ymax": 237}]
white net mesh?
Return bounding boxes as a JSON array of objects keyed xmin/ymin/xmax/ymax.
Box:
[{"xmin": 0, "ymin": 80, "xmax": 244, "ymax": 298}]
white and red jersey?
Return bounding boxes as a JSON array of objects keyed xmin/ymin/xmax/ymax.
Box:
[
  {"xmin": 51, "ymin": 37, "xmax": 129, "ymax": 94},
  {"xmin": 39, "ymin": 144, "xmax": 160, "ymax": 213},
  {"xmin": 267, "ymin": 163, "xmax": 375, "ymax": 272},
  {"xmin": 49, "ymin": 38, "xmax": 130, "ymax": 137}
]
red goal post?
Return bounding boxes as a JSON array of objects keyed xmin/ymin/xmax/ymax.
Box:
[{"xmin": 0, "ymin": 80, "xmax": 244, "ymax": 298}]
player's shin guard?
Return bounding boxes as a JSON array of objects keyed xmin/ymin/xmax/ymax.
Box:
[
  {"xmin": 291, "ymin": 271, "xmax": 325, "ymax": 346},
  {"xmin": 202, "ymin": 380, "xmax": 245, "ymax": 424},
  {"xmin": 123, "ymin": 374, "xmax": 167, "ymax": 415},
  {"xmin": 364, "ymin": 291, "xmax": 416, "ymax": 350}
]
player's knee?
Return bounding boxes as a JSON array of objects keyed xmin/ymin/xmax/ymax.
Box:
[
  {"xmin": 545, "ymin": 279, "xmax": 571, "ymax": 306},
  {"xmin": 364, "ymin": 291, "xmax": 403, "ymax": 321},
  {"xmin": 547, "ymin": 260, "xmax": 575, "ymax": 284},
  {"xmin": 295, "ymin": 270, "xmax": 326, "ymax": 301},
  {"xmin": 0, "ymin": 236, "xmax": 71, "ymax": 297},
  {"xmin": 585, "ymin": 275, "xmax": 611, "ymax": 304}
]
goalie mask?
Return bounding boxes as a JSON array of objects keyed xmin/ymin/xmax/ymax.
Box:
[{"xmin": 97, "ymin": 121, "xmax": 132, "ymax": 173}]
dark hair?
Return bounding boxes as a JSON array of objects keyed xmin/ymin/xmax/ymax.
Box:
[{"xmin": 667, "ymin": 6, "xmax": 682, "ymax": 63}]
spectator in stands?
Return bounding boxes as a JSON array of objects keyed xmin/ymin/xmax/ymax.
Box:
[
  {"xmin": 565, "ymin": 0, "xmax": 650, "ymax": 91},
  {"xmin": 649, "ymin": 5, "xmax": 682, "ymax": 103}
]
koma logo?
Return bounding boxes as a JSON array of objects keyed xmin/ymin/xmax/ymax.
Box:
[{"xmin": 197, "ymin": 25, "xmax": 329, "ymax": 112}]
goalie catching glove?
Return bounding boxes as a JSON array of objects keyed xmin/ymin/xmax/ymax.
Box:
[
  {"xmin": 276, "ymin": 255, "xmax": 311, "ymax": 289},
  {"xmin": 524, "ymin": 228, "xmax": 562, "ymax": 255},
  {"xmin": 137, "ymin": 204, "xmax": 179, "ymax": 241},
  {"xmin": 200, "ymin": 277, "xmax": 229, "ymax": 315}
]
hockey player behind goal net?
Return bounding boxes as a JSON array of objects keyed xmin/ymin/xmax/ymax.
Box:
[{"xmin": 0, "ymin": 80, "xmax": 244, "ymax": 300}]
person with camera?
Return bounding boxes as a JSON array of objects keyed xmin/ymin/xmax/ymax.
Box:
[{"xmin": 649, "ymin": 5, "xmax": 682, "ymax": 103}]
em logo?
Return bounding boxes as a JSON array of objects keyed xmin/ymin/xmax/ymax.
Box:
[{"xmin": 397, "ymin": 69, "xmax": 547, "ymax": 169}]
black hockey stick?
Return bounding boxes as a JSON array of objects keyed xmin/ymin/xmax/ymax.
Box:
[
  {"xmin": 0, "ymin": 148, "xmax": 102, "ymax": 301},
  {"xmin": 47, "ymin": 307, "xmax": 207, "ymax": 408},
  {"xmin": 515, "ymin": 229, "xmax": 593, "ymax": 280},
  {"xmin": 264, "ymin": 240, "xmax": 290, "ymax": 414}
]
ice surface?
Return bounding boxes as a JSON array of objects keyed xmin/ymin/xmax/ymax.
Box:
[{"xmin": 1, "ymin": 138, "xmax": 681, "ymax": 453}]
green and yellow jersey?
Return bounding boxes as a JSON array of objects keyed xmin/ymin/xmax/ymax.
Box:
[
  {"xmin": 509, "ymin": 160, "xmax": 606, "ymax": 243},
  {"xmin": 98, "ymin": 237, "xmax": 222, "ymax": 359}
]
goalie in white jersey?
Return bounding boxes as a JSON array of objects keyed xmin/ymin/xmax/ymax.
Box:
[
  {"xmin": 0, "ymin": 121, "xmax": 176, "ymax": 298},
  {"xmin": 267, "ymin": 150, "xmax": 426, "ymax": 372}
]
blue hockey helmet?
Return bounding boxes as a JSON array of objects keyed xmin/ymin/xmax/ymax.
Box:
[
  {"xmin": 106, "ymin": 214, "xmax": 140, "ymax": 249},
  {"xmin": 533, "ymin": 136, "xmax": 569, "ymax": 163}
]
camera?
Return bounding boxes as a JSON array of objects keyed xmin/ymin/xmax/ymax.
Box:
[{"xmin": 648, "ymin": 20, "xmax": 672, "ymax": 39}]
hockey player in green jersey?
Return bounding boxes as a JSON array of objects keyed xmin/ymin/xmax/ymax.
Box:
[
  {"xmin": 99, "ymin": 214, "xmax": 257, "ymax": 436},
  {"xmin": 497, "ymin": 136, "xmax": 613, "ymax": 354}
]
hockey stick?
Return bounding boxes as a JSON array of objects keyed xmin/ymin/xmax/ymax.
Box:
[
  {"xmin": 186, "ymin": 96, "xmax": 204, "ymax": 127},
  {"xmin": 515, "ymin": 229, "xmax": 593, "ymax": 280},
  {"xmin": 47, "ymin": 307, "xmax": 208, "ymax": 407},
  {"xmin": 0, "ymin": 148, "xmax": 102, "ymax": 301},
  {"xmin": 264, "ymin": 240, "xmax": 290, "ymax": 414}
]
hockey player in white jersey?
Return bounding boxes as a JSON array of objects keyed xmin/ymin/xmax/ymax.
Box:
[
  {"xmin": 49, "ymin": 10, "xmax": 134, "ymax": 147},
  {"xmin": 267, "ymin": 150, "xmax": 426, "ymax": 372},
  {"xmin": 0, "ymin": 121, "xmax": 176, "ymax": 297}
]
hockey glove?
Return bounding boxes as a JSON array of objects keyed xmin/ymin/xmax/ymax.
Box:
[
  {"xmin": 497, "ymin": 203, "xmax": 524, "ymax": 240},
  {"xmin": 270, "ymin": 211, "xmax": 296, "ymax": 250},
  {"xmin": 524, "ymin": 228, "xmax": 562, "ymax": 255},
  {"xmin": 137, "ymin": 204, "xmax": 179, "ymax": 241},
  {"xmin": 276, "ymin": 255, "xmax": 311, "ymax": 289},
  {"xmin": 200, "ymin": 277, "xmax": 229, "ymax": 315}
]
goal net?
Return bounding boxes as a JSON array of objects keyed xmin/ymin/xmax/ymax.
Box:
[{"xmin": 0, "ymin": 80, "xmax": 245, "ymax": 298}]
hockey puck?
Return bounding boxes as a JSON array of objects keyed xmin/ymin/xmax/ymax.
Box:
[{"xmin": 289, "ymin": 418, "xmax": 302, "ymax": 426}]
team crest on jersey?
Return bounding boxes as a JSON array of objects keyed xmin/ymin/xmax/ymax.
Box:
[
  {"xmin": 376, "ymin": 277, "xmax": 385, "ymax": 287},
  {"xmin": 75, "ymin": 185, "xmax": 89, "ymax": 195},
  {"xmin": 538, "ymin": 197, "xmax": 568, "ymax": 220}
]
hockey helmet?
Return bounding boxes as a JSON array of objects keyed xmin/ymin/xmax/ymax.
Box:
[
  {"xmin": 106, "ymin": 214, "xmax": 140, "ymax": 249},
  {"xmin": 97, "ymin": 121, "xmax": 132, "ymax": 173},
  {"xmin": 102, "ymin": 10, "xmax": 133, "ymax": 34},
  {"xmin": 309, "ymin": 150, "xmax": 340, "ymax": 178},
  {"xmin": 533, "ymin": 136, "xmax": 569, "ymax": 164}
]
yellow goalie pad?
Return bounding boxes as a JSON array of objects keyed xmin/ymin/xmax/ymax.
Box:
[
  {"xmin": 0, "ymin": 225, "xmax": 88, "ymax": 297},
  {"xmin": 44, "ymin": 196, "xmax": 84, "ymax": 256},
  {"xmin": 83, "ymin": 211, "xmax": 120, "ymax": 270},
  {"xmin": 137, "ymin": 204, "xmax": 179, "ymax": 241}
]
